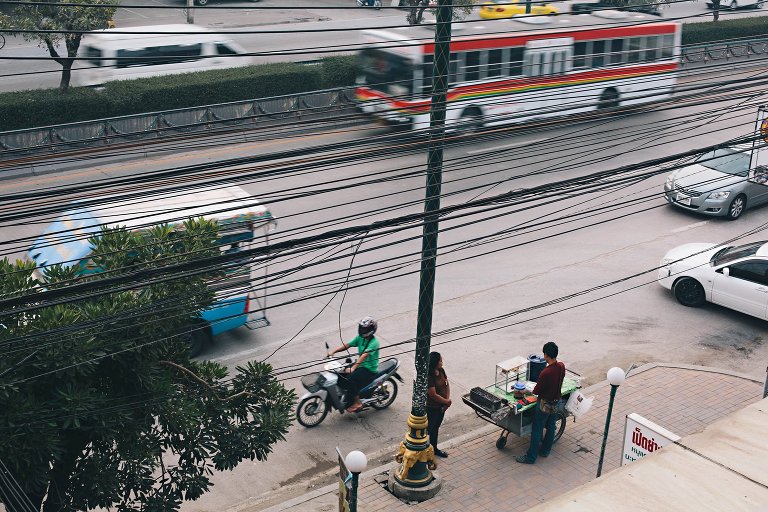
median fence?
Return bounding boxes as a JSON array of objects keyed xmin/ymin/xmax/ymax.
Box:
[
  {"xmin": 2, "ymin": 39, "xmax": 767, "ymax": 158},
  {"xmin": 0, "ymin": 88, "xmax": 355, "ymax": 159}
]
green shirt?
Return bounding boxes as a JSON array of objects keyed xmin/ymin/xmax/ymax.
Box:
[{"xmin": 348, "ymin": 335, "xmax": 379, "ymax": 373}]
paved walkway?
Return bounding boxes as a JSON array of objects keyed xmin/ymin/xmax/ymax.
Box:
[{"xmin": 263, "ymin": 363, "xmax": 765, "ymax": 512}]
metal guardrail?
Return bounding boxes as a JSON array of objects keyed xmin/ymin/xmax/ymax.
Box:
[
  {"xmin": 680, "ymin": 38, "xmax": 768, "ymax": 65},
  {"xmin": 0, "ymin": 87, "xmax": 355, "ymax": 157}
]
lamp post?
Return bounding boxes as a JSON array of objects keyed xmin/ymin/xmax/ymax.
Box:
[
  {"xmin": 345, "ymin": 450, "xmax": 368, "ymax": 512},
  {"xmin": 596, "ymin": 366, "xmax": 625, "ymax": 478}
]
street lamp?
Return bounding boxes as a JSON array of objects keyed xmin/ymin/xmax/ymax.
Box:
[
  {"xmin": 596, "ymin": 366, "xmax": 626, "ymax": 478},
  {"xmin": 345, "ymin": 450, "xmax": 368, "ymax": 512}
]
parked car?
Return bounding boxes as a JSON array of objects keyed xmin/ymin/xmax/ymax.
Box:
[
  {"xmin": 663, "ymin": 145, "xmax": 768, "ymax": 220},
  {"xmin": 479, "ymin": 0, "xmax": 560, "ymax": 18},
  {"xmin": 658, "ymin": 240, "xmax": 768, "ymax": 319},
  {"xmin": 706, "ymin": 0, "xmax": 764, "ymax": 9}
]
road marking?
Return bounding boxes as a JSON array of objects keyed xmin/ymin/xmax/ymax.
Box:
[
  {"xmin": 671, "ymin": 220, "xmax": 709, "ymax": 233},
  {"xmin": 466, "ymin": 136, "xmax": 549, "ymax": 155}
]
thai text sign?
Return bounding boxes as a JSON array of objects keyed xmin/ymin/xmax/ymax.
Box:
[{"xmin": 621, "ymin": 413, "xmax": 680, "ymax": 466}]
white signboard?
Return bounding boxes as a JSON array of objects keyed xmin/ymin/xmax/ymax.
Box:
[
  {"xmin": 621, "ymin": 413, "xmax": 680, "ymax": 466},
  {"xmin": 749, "ymin": 105, "xmax": 768, "ymax": 184}
]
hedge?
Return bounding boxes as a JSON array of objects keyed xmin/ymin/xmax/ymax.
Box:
[
  {"xmin": 1, "ymin": 14, "xmax": 767, "ymax": 132},
  {"xmin": 681, "ymin": 16, "xmax": 768, "ymax": 46},
  {"xmin": 0, "ymin": 56, "xmax": 359, "ymax": 132}
]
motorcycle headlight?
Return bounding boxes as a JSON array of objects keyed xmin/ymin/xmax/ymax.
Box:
[{"xmin": 708, "ymin": 191, "xmax": 731, "ymax": 200}]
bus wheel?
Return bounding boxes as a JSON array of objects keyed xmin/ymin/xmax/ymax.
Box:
[
  {"xmin": 457, "ymin": 107, "xmax": 483, "ymax": 134},
  {"xmin": 598, "ymin": 89, "xmax": 620, "ymax": 109}
]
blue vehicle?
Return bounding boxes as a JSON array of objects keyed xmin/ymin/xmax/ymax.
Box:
[{"xmin": 27, "ymin": 186, "xmax": 277, "ymax": 356}]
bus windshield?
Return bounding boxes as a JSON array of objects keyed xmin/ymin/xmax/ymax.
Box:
[{"xmin": 360, "ymin": 49, "xmax": 413, "ymax": 96}]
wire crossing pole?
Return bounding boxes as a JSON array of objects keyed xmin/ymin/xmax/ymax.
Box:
[{"xmin": 389, "ymin": 0, "xmax": 452, "ymax": 501}]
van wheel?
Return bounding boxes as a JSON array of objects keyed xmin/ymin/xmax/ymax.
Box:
[
  {"xmin": 598, "ymin": 89, "xmax": 620, "ymax": 109},
  {"xmin": 194, "ymin": 0, "xmax": 208, "ymax": 5}
]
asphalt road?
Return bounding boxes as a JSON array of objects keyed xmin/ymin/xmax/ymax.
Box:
[
  {"xmin": 2, "ymin": 65, "xmax": 768, "ymax": 510},
  {"xmin": 0, "ymin": 0, "xmax": 765, "ymax": 92}
]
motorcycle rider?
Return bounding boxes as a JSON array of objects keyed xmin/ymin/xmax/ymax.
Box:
[{"xmin": 327, "ymin": 316, "xmax": 380, "ymax": 413}]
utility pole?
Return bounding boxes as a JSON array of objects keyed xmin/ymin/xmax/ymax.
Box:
[
  {"xmin": 186, "ymin": 0, "xmax": 194, "ymax": 25},
  {"xmin": 388, "ymin": 0, "xmax": 452, "ymax": 502}
]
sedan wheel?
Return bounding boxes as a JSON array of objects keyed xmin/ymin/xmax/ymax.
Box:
[
  {"xmin": 726, "ymin": 194, "xmax": 746, "ymax": 220},
  {"xmin": 673, "ymin": 277, "xmax": 706, "ymax": 307},
  {"xmin": 729, "ymin": 0, "xmax": 738, "ymax": 8}
]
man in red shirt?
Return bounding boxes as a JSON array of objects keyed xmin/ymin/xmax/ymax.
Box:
[{"xmin": 516, "ymin": 341, "xmax": 565, "ymax": 464}]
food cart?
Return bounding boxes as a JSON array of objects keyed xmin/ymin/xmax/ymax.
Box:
[{"xmin": 462, "ymin": 356, "xmax": 581, "ymax": 449}]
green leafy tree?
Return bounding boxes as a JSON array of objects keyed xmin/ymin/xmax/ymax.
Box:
[
  {"xmin": 402, "ymin": 0, "xmax": 475, "ymax": 25},
  {"xmin": 0, "ymin": 0, "xmax": 117, "ymax": 91},
  {"xmin": 0, "ymin": 220, "xmax": 295, "ymax": 512}
]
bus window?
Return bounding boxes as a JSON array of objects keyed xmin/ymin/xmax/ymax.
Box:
[
  {"xmin": 449, "ymin": 53, "xmax": 459, "ymax": 84},
  {"xmin": 464, "ymin": 51, "xmax": 481, "ymax": 81},
  {"xmin": 592, "ymin": 40, "xmax": 605, "ymax": 68},
  {"xmin": 573, "ymin": 41, "xmax": 587, "ymax": 69},
  {"xmin": 661, "ymin": 34, "xmax": 675, "ymax": 60},
  {"xmin": 488, "ymin": 49, "xmax": 503, "ymax": 77},
  {"xmin": 608, "ymin": 39, "xmax": 625, "ymax": 65},
  {"xmin": 525, "ymin": 52, "xmax": 544, "ymax": 77},
  {"xmin": 360, "ymin": 49, "xmax": 413, "ymax": 95},
  {"xmin": 628, "ymin": 37, "xmax": 642, "ymax": 64},
  {"xmin": 422, "ymin": 54, "xmax": 434, "ymax": 95},
  {"xmin": 644, "ymin": 36, "xmax": 659, "ymax": 62},
  {"xmin": 508, "ymin": 47, "xmax": 524, "ymax": 76}
]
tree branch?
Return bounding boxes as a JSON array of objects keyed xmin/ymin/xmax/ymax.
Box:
[{"xmin": 159, "ymin": 360, "xmax": 254, "ymax": 402}]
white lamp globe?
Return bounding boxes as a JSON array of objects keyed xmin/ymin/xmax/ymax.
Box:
[
  {"xmin": 345, "ymin": 450, "xmax": 368, "ymax": 474},
  {"xmin": 607, "ymin": 367, "xmax": 626, "ymax": 387}
]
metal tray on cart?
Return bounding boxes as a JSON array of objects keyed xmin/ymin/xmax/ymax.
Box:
[{"xmin": 462, "ymin": 371, "xmax": 581, "ymax": 450}]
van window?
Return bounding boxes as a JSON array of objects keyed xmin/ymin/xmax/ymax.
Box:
[
  {"xmin": 116, "ymin": 43, "xmax": 204, "ymax": 68},
  {"xmin": 84, "ymin": 46, "xmax": 103, "ymax": 67},
  {"xmin": 216, "ymin": 43, "xmax": 239, "ymax": 56}
]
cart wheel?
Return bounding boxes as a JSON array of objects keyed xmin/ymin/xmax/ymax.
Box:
[
  {"xmin": 496, "ymin": 436, "xmax": 507, "ymax": 450},
  {"xmin": 553, "ymin": 412, "xmax": 567, "ymax": 443}
]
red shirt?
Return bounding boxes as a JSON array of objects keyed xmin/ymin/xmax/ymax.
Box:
[{"xmin": 533, "ymin": 361, "xmax": 565, "ymax": 401}]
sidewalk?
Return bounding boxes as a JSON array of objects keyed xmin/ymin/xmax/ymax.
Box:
[{"xmin": 262, "ymin": 363, "xmax": 765, "ymax": 512}]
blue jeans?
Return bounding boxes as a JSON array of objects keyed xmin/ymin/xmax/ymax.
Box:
[{"xmin": 526, "ymin": 403, "xmax": 556, "ymax": 462}]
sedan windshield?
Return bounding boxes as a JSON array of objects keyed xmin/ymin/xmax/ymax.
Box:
[
  {"xmin": 711, "ymin": 241, "xmax": 766, "ymax": 266},
  {"xmin": 694, "ymin": 148, "xmax": 750, "ymax": 177}
]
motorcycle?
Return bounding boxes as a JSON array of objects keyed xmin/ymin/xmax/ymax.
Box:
[
  {"xmin": 356, "ymin": 0, "xmax": 382, "ymax": 9},
  {"xmin": 296, "ymin": 346, "xmax": 403, "ymax": 428}
]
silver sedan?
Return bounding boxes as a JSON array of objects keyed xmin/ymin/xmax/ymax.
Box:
[{"xmin": 663, "ymin": 146, "xmax": 768, "ymax": 220}]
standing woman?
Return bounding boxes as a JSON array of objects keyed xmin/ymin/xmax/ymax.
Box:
[{"xmin": 426, "ymin": 351, "xmax": 451, "ymax": 458}]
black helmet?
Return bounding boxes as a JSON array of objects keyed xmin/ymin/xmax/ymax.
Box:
[{"xmin": 358, "ymin": 316, "xmax": 377, "ymax": 339}]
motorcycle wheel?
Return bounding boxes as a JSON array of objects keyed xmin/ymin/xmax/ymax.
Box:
[
  {"xmin": 296, "ymin": 396, "xmax": 329, "ymax": 427},
  {"xmin": 370, "ymin": 378, "xmax": 398, "ymax": 410}
]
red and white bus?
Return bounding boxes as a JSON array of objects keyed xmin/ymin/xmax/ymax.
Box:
[{"xmin": 355, "ymin": 12, "xmax": 681, "ymax": 131}]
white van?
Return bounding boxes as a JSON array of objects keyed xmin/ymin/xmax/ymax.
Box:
[{"xmin": 72, "ymin": 24, "xmax": 254, "ymax": 86}]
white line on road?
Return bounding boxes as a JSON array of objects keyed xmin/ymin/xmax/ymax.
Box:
[
  {"xmin": 671, "ymin": 220, "xmax": 709, "ymax": 233},
  {"xmin": 466, "ymin": 136, "xmax": 550, "ymax": 155}
]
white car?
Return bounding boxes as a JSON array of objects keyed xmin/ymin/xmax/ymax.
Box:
[{"xmin": 658, "ymin": 240, "xmax": 768, "ymax": 319}]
